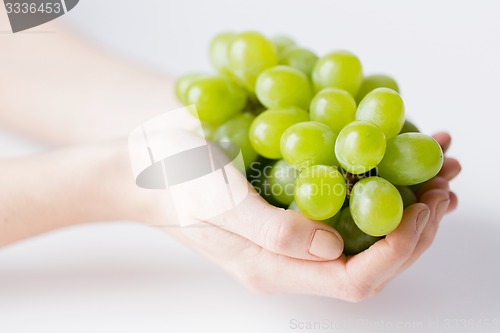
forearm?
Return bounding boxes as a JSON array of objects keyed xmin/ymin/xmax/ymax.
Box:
[
  {"xmin": 0, "ymin": 13, "xmax": 184, "ymax": 144},
  {"xmin": 0, "ymin": 141, "xmax": 163, "ymax": 247}
]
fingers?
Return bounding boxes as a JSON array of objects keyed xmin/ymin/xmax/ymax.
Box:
[
  {"xmin": 416, "ymin": 176, "xmax": 449, "ymax": 196},
  {"xmin": 448, "ymin": 191, "xmax": 458, "ymax": 212},
  {"xmin": 167, "ymin": 215, "xmax": 352, "ymax": 299},
  {"xmin": 224, "ymin": 185, "xmax": 456, "ymax": 301},
  {"xmin": 164, "ymin": 214, "xmax": 350, "ymax": 298},
  {"xmin": 344, "ymin": 203, "xmax": 429, "ymax": 293},
  {"xmin": 389, "ymin": 189, "xmax": 450, "ymax": 277},
  {"xmin": 169, "ymin": 194, "xmax": 448, "ymax": 302},
  {"xmin": 432, "ymin": 132, "xmax": 451, "ymax": 154},
  {"xmin": 416, "ymin": 166, "xmax": 459, "ymax": 213},
  {"xmin": 414, "ymin": 190, "xmax": 450, "ymax": 253},
  {"xmin": 438, "ymin": 157, "xmax": 461, "ymax": 180},
  {"xmin": 206, "ymin": 190, "xmax": 344, "ymax": 261}
]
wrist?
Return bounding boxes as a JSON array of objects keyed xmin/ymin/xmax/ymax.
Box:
[{"xmin": 97, "ymin": 139, "xmax": 179, "ymax": 227}]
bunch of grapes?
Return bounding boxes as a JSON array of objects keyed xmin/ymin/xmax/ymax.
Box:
[{"xmin": 175, "ymin": 31, "xmax": 443, "ymax": 255}]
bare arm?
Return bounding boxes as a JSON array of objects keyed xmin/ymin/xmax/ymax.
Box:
[
  {"xmin": 0, "ymin": 141, "xmax": 164, "ymax": 247},
  {"xmin": 0, "ymin": 11, "xmax": 185, "ymax": 144}
]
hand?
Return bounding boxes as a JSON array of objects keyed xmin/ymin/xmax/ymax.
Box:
[{"xmin": 142, "ymin": 131, "xmax": 460, "ymax": 302}]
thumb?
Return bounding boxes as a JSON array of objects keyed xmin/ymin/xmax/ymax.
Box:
[{"xmin": 207, "ymin": 185, "xmax": 344, "ymax": 261}]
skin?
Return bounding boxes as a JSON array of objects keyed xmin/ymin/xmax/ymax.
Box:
[{"xmin": 0, "ymin": 15, "xmax": 461, "ymax": 302}]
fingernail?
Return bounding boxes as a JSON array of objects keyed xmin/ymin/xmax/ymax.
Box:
[
  {"xmin": 416, "ymin": 208, "xmax": 430, "ymax": 235},
  {"xmin": 436, "ymin": 199, "xmax": 450, "ymax": 222},
  {"xmin": 309, "ymin": 229, "xmax": 343, "ymax": 260}
]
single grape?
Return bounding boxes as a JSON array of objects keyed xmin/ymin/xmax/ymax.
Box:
[
  {"xmin": 355, "ymin": 74, "xmax": 400, "ymax": 104},
  {"xmin": 334, "ymin": 207, "xmax": 382, "ymax": 255},
  {"xmin": 335, "ymin": 120, "xmax": 386, "ymax": 174},
  {"xmin": 175, "ymin": 73, "xmax": 207, "ymax": 105},
  {"xmin": 399, "ymin": 119, "xmax": 420, "ymax": 134},
  {"xmin": 213, "ymin": 112, "xmax": 259, "ymax": 170},
  {"xmin": 310, "ymin": 88, "xmax": 357, "ymax": 134},
  {"xmin": 294, "ymin": 165, "xmax": 346, "ymax": 220},
  {"xmin": 255, "ymin": 65, "xmax": 312, "ymax": 110},
  {"xmin": 249, "ymin": 106, "xmax": 309, "ymax": 159},
  {"xmin": 271, "ymin": 35, "xmax": 296, "ymax": 58},
  {"xmin": 227, "ymin": 31, "xmax": 278, "ymax": 92},
  {"xmin": 186, "ymin": 75, "xmax": 247, "ymax": 125},
  {"xmin": 280, "ymin": 46, "xmax": 318, "ymax": 77},
  {"xmin": 356, "ymin": 87, "xmax": 405, "ymax": 139},
  {"xmin": 350, "ymin": 177, "xmax": 404, "ymax": 237},
  {"xmin": 312, "ymin": 51, "xmax": 363, "ymax": 96},
  {"xmin": 209, "ymin": 32, "xmax": 235, "ymax": 75},
  {"xmin": 280, "ymin": 121, "xmax": 338, "ymax": 170},
  {"xmin": 269, "ymin": 159, "xmax": 300, "ymax": 205},
  {"xmin": 378, "ymin": 133, "xmax": 444, "ymax": 185},
  {"xmin": 396, "ymin": 185, "xmax": 418, "ymax": 208}
]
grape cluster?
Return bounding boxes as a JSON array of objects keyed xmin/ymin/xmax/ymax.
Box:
[{"xmin": 175, "ymin": 31, "xmax": 444, "ymax": 255}]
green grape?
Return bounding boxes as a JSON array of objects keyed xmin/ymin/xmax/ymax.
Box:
[
  {"xmin": 271, "ymin": 35, "xmax": 296, "ymax": 57},
  {"xmin": 249, "ymin": 106, "xmax": 309, "ymax": 159},
  {"xmin": 335, "ymin": 120, "xmax": 386, "ymax": 175},
  {"xmin": 378, "ymin": 133, "xmax": 444, "ymax": 185},
  {"xmin": 350, "ymin": 177, "xmax": 403, "ymax": 236},
  {"xmin": 310, "ymin": 88, "xmax": 357, "ymax": 134},
  {"xmin": 399, "ymin": 119, "xmax": 420, "ymax": 134},
  {"xmin": 186, "ymin": 75, "xmax": 247, "ymax": 125},
  {"xmin": 356, "ymin": 87, "xmax": 405, "ymax": 139},
  {"xmin": 209, "ymin": 32, "xmax": 235, "ymax": 75},
  {"xmin": 312, "ymin": 51, "xmax": 363, "ymax": 96},
  {"xmin": 193, "ymin": 121, "xmax": 218, "ymax": 141},
  {"xmin": 213, "ymin": 113, "xmax": 258, "ymax": 170},
  {"xmin": 255, "ymin": 65, "xmax": 312, "ymax": 110},
  {"xmin": 294, "ymin": 165, "xmax": 346, "ymax": 220},
  {"xmin": 280, "ymin": 46, "xmax": 318, "ymax": 77},
  {"xmin": 334, "ymin": 207, "xmax": 382, "ymax": 255},
  {"xmin": 175, "ymin": 73, "xmax": 207, "ymax": 105},
  {"xmin": 227, "ymin": 31, "xmax": 278, "ymax": 92},
  {"xmin": 396, "ymin": 185, "xmax": 418, "ymax": 208},
  {"xmin": 269, "ymin": 159, "xmax": 300, "ymax": 205},
  {"xmin": 355, "ymin": 74, "xmax": 400, "ymax": 104},
  {"xmin": 280, "ymin": 121, "xmax": 338, "ymax": 170}
]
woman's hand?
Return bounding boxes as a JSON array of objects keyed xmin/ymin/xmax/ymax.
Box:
[{"xmin": 141, "ymin": 131, "xmax": 460, "ymax": 302}]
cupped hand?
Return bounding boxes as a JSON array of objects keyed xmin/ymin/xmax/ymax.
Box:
[{"xmin": 150, "ymin": 132, "xmax": 460, "ymax": 302}]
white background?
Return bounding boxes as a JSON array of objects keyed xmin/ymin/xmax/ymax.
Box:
[{"xmin": 1, "ymin": 0, "xmax": 500, "ymax": 332}]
